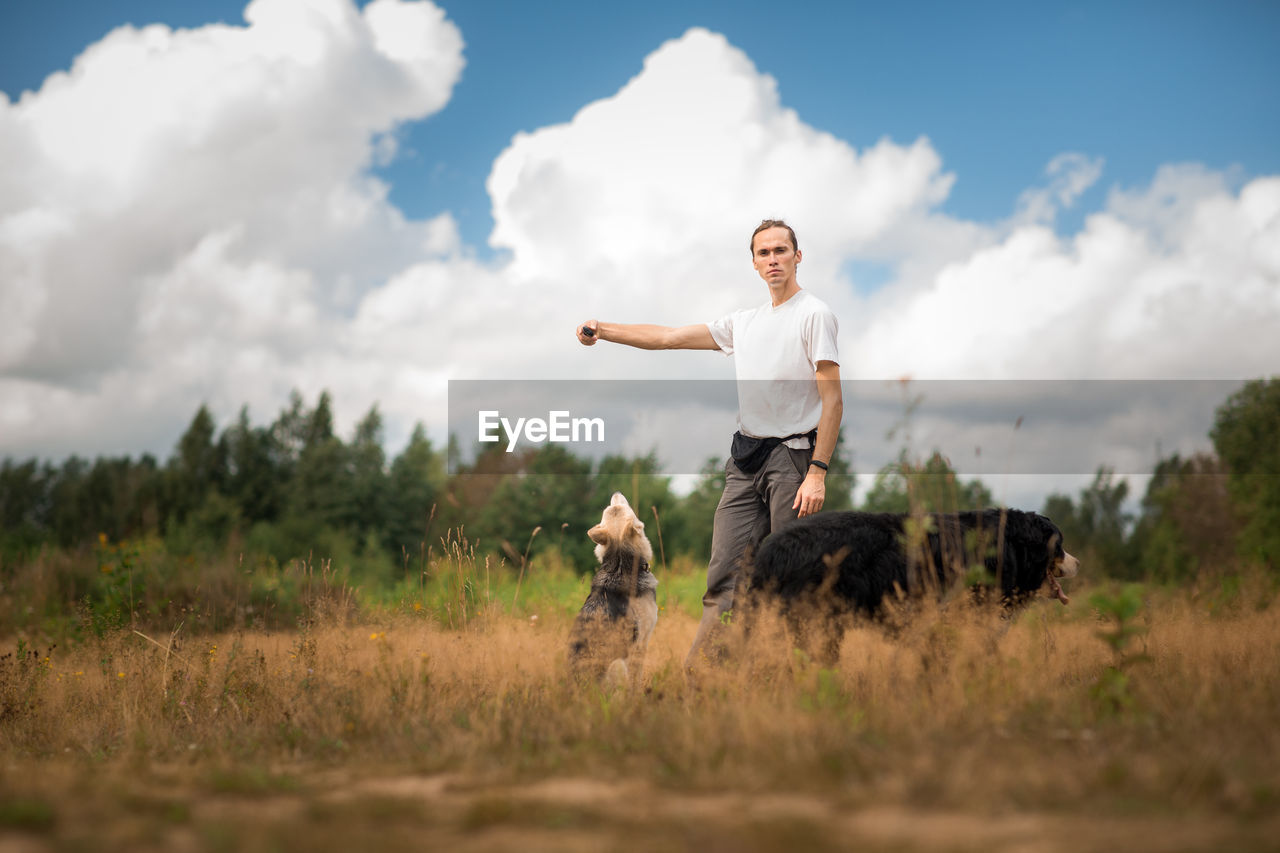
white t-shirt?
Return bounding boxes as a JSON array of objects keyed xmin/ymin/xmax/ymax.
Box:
[{"xmin": 706, "ymin": 289, "xmax": 840, "ymax": 448}]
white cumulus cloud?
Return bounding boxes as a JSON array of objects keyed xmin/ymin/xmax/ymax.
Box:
[
  {"xmin": 1, "ymin": 0, "xmax": 464, "ymax": 455},
  {"xmin": 852, "ymin": 167, "xmax": 1280, "ymax": 380}
]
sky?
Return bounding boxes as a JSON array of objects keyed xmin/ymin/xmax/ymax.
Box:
[{"xmin": 1, "ymin": 0, "xmax": 1278, "ymax": 505}]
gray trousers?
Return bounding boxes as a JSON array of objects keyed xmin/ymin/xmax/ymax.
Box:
[{"xmin": 685, "ymin": 442, "xmax": 811, "ymax": 669}]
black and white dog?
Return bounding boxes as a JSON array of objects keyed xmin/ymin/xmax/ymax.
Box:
[
  {"xmin": 568, "ymin": 492, "xmax": 659, "ymax": 688},
  {"xmin": 743, "ymin": 508, "xmax": 1079, "ymax": 660}
]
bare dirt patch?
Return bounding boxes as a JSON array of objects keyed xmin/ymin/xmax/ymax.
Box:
[{"xmin": 4, "ymin": 767, "xmax": 1277, "ymax": 853}]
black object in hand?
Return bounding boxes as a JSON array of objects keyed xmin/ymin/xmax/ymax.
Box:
[{"xmin": 582, "ymin": 326, "xmax": 596, "ymax": 338}]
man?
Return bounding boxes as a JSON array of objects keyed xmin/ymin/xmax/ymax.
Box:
[{"xmin": 577, "ymin": 219, "xmax": 843, "ymax": 668}]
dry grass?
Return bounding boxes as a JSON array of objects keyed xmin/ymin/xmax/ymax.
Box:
[{"xmin": 2, "ymin": 569, "xmax": 1278, "ymax": 851}]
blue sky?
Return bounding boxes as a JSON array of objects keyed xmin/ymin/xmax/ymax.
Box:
[{"xmin": 5, "ymin": 0, "xmax": 1277, "ymax": 252}]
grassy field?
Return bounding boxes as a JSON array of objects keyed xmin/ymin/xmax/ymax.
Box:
[{"xmin": 2, "ymin": 547, "xmax": 1279, "ymax": 852}]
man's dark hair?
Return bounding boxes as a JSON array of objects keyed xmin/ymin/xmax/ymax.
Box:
[{"xmin": 750, "ymin": 219, "xmax": 798, "ymax": 254}]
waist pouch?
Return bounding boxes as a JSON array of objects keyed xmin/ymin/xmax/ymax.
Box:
[{"xmin": 730, "ymin": 429, "xmax": 817, "ymax": 474}]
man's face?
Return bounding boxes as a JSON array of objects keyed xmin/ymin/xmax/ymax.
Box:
[{"xmin": 751, "ymin": 227, "xmax": 801, "ymax": 286}]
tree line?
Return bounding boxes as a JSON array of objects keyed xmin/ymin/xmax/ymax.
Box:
[
  {"xmin": 0, "ymin": 389, "xmax": 852, "ymax": 574},
  {"xmin": 2, "ymin": 379, "xmax": 1277, "ymax": 580}
]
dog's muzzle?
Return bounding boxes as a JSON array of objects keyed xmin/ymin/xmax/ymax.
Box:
[{"xmin": 1055, "ymin": 552, "xmax": 1080, "ymax": 579}]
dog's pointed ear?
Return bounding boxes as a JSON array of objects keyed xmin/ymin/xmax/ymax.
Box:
[{"xmin": 588, "ymin": 524, "xmax": 609, "ymax": 545}]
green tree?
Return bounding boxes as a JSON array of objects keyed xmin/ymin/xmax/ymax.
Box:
[
  {"xmin": 232, "ymin": 389, "xmax": 358, "ymax": 560},
  {"xmin": 2, "ymin": 453, "xmax": 163, "ymax": 549},
  {"xmin": 476, "ymin": 444, "xmax": 597, "ymax": 570},
  {"xmin": 348, "ymin": 405, "xmax": 388, "ymax": 549},
  {"xmin": 1211, "ymin": 378, "xmax": 1280, "ymax": 568},
  {"xmin": 167, "ymin": 404, "xmax": 227, "ymax": 525},
  {"xmin": 437, "ymin": 429, "xmax": 528, "ymax": 539},
  {"xmin": 0, "ymin": 459, "xmax": 51, "ymax": 552},
  {"xmin": 1042, "ymin": 467, "xmax": 1134, "ymax": 579},
  {"xmin": 269, "ymin": 390, "xmax": 311, "ymax": 473},
  {"xmin": 128, "ymin": 454, "xmax": 165, "ymax": 535},
  {"xmin": 223, "ymin": 406, "xmax": 284, "ymax": 525},
  {"xmin": 82, "ymin": 457, "xmax": 141, "ymax": 542},
  {"xmin": 285, "ymin": 391, "xmax": 352, "ymax": 546},
  {"xmin": 49, "ymin": 456, "xmax": 92, "ymax": 546},
  {"xmin": 664, "ymin": 456, "xmax": 725, "ymax": 563},
  {"xmin": 386, "ymin": 423, "xmax": 444, "ymax": 567},
  {"xmin": 1130, "ymin": 453, "xmax": 1237, "ymax": 581},
  {"xmin": 861, "ymin": 450, "xmax": 994, "ymax": 513}
]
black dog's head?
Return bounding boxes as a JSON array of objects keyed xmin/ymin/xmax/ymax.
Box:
[
  {"xmin": 1045, "ymin": 517, "xmax": 1080, "ymax": 581},
  {"xmin": 1004, "ymin": 512, "xmax": 1078, "ymax": 604},
  {"xmin": 1023, "ymin": 512, "xmax": 1078, "ymax": 579}
]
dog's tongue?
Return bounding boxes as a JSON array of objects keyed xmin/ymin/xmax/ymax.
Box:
[{"xmin": 1046, "ymin": 575, "xmax": 1070, "ymax": 605}]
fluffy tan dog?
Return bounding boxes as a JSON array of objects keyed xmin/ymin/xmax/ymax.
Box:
[{"xmin": 568, "ymin": 492, "xmax": 658, "ymax": 689}]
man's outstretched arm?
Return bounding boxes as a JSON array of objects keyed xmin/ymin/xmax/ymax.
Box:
[{"xmin": 577, "ymin": 321, "xmax": 719, "ymax": 351}]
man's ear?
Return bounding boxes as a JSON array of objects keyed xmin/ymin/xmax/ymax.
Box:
[{"xmin": 794, "ymin": 249, "xmax": 802, "ymax": 265}]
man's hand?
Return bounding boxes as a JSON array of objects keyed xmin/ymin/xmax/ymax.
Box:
[
  {"xmin": 793, "ymin": 468, "xmax": 826, "ymax": 517},
  {"xmin": 577, "ymin": 320, "xmax": 599, "ymax": 346}
]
